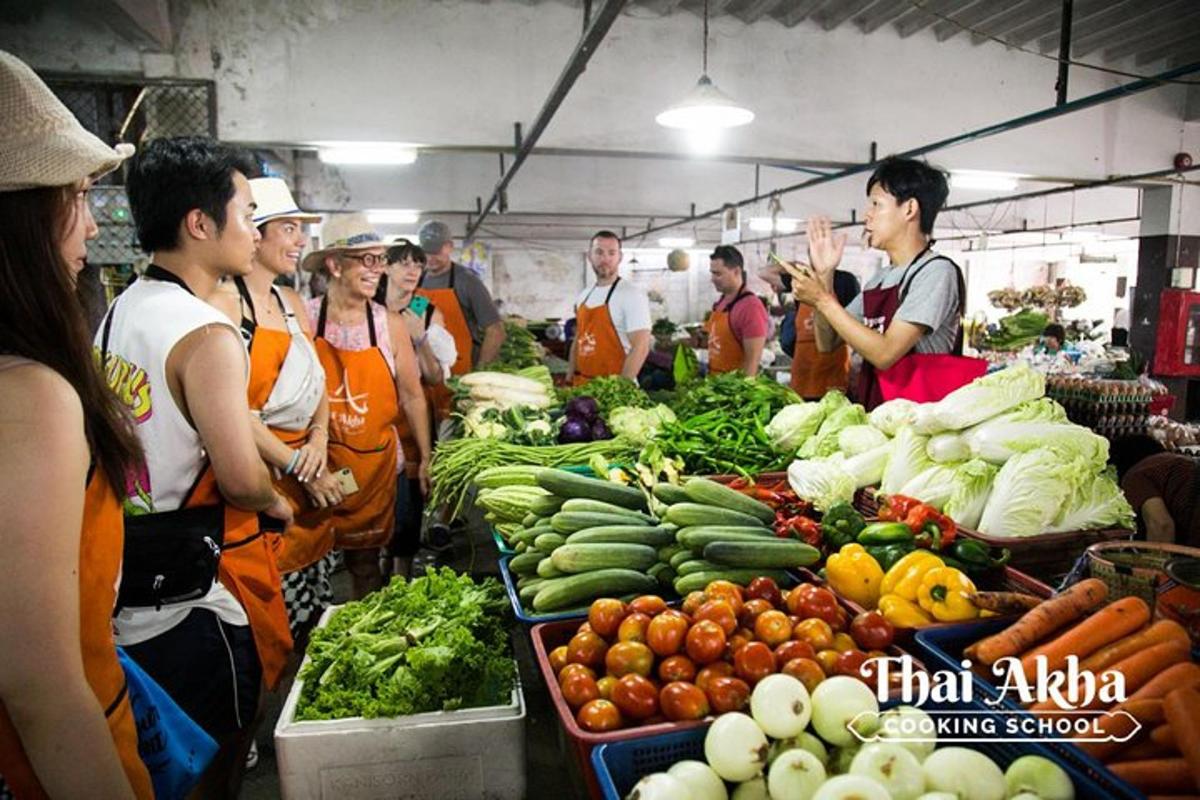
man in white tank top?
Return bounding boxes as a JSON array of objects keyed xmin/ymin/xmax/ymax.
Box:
[{"xmin": 95, "ymin": 137, "xmax": 290, "ymax": 794}]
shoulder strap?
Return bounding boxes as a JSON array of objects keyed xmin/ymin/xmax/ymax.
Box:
[
  {"xmin": 100, "ymin": 298, "xmax": 119, "ymax": 369},
  {"xmin": 898, "ymin": 254, "xmax": 967, "ymax": 356},
  {"xmin": 233, "ymin": 276, "xmax": 257, "ymax": 346},
  {"xmin": 424, "ymin": 303, "xmax": 435, "ymax": 329},
  {"xmin": 603, "ymin": 277, "xmax": 621, "ymax": 304},
  {"xmin": 366, "ymin": 301, "xmax": 378, "ymax": 348},
  {"xmin": 144, "ymin": 264, "xmax": 196, "ymax": 296},
  {"xmin": 316, "ymin": 295, "xmax": 329, "ymax": 338},
  {"xmin": 726, "ymin": 290, "xmax": 752, "ymax": 312}
]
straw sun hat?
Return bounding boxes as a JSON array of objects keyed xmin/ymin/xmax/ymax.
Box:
[
  {"xmin": 300, "ymin": 212, "xmax": 389, "ymax": 273},
  {"xmin": 0, "ymin": 49, "xmax": 134, "ymax": 191}
]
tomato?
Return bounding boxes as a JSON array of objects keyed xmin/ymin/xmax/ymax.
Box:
[
  {"xmin": 659, "ymin": 681, "xmax": 710, "ymax": 721},
  {"xmin": 745, "ymin": 576, "xmax": 782, "ymax": 607},
  {"xmin": 733, "ymin": 641, "xmax": 776, "ymax": 685},
  {"xmin": 774, "ymin": 639, "xmax": 817, "ymax": 670},
  {"xmin": 859, "ymin": 655, "xmax": 885, "ymax": 686},
  {"xmin": 850, "ymin": 611, "xmax": 895, "ymax": 651},
  {"xmin": 754, "ymin": 610, "xmax": 793, "ymax": 647},
  {"xmin": 605, "ymin": 641, "xmax": 654, "ymax": 678},
  {"xmin": 695, "ymin": 661, "xmax": 735, "ymax": 694},
  {"xmin": 799, "ymin": 586, "xmax": 841, "ymax": 626},
  {"xmin": 560, "ymin": 672, "xmax": 600, "ymax": 708},
  {"xmin": 815, "ymin": 649, "xmax": 841, "ymax": 675},
  {"xmin": 705, "ymin": 675, "xmax": 751, "ymax": 714},
  {"xmin": 727, "ymin": 627, "xmax": 755, "ymax": 655},
  {"xmin": 685, "ymin": 620, "xmax": 727, "ymax": 664},
  {"xmin": 646, "ymin": 612, "xmax": 689, "ymax": 657},
  {"xmin": 781, "ymin": 657, "xmax": 826, "ymax": 693},
  {"xmin": 587, "ymin": 598, "xmax": 627, "ymax": 640},
  {"xmin": 831, "ymin": 606, "xmax": 850, "ymax": 633},
  {"xmin": 617, "ymin": 612, "xmax": 651, "ymax": 643},
  {"xmin": 566, "ymin": 631, "xmax": 608, "ymax": 669},
  {"xmin": 792, "ymin": 618, "xmax": 835, "ymax": 651},
  {"xmin": 576, "ymin": 621, "xmax": 593, "ymax": 635},
  {"xmin": 628, "ymin": 594, "xmax": 668, "ymax": 617},
  {"xmin": 548, "ymin": 645, "xmax": 570, "ymax": 675},
  {"xmin": 658, "ymin": 654, "xmax": 697, "ymax": 683},
  {"xmin": 832, "ymin": 632, "xmax": 857, "ymax": 653},
  {"xmin": 558, "ymin": 663, "xmax": 596, "ymax": 684},
  {"xmin": 785, "ymin": 583, "xmax": 819, "ymax": 616},
  {"xmin": 738, "ymin": 598, "xmax": 775, "ymax": 628},
  {"xmin": 682, "ymin": 590, "xmax": 707, "ymax": 616},
  {"xmin": 611, "ymin": 674, "xmax": 659, "ymax": 720},
  {"xmin": 787, "ymin": 615, "xmax": 804, "ymax": 629},
  {"xmin": 596, "ymin": 675, "xmax": 617, "ymax": 700},
  {"xmin": 695, "ymin": 600, "xmax": 738, "ymax": 636},
  {"xmin": 704, "ymin": 580, "xmax": 745, "ymax": 616},
  {"xmin": 577, "ymin": 698, "xmax": 622, "ymax": 732},
  {"xmin": 834, "ymin": 649, "xmax": 869, "ymax": 679}
]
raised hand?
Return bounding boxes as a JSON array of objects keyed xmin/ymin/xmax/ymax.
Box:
[{"xmin": 806, "ymin": 216, "xmax": 846, "ymax": 278}]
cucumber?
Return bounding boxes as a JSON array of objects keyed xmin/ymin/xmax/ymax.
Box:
[
  {"xmin": 508, "ymin": 550, "xmax": 544, "ymax": 575},
  {"xmin": 529, "ymin": 494, "xmax": 566, "ymax": 517},
  {"xmin": 510, "ymin": 525, "xmax": 551, "ymax": 547},
  {"xmin": 521, "ymin": 512, "xmax": 542, "ymax": 528},
  {"xmin": 516, "ymin": 575, "xmax": 545, "ymax": 591},
  {"xmin": 670, "ymin": 549, "xmax": 699, "ymax": 570},
  {"xmin": 560, "ymin": 498, "xmax": 656, "ymax": 524},
  {"xmin": 673, "ymin": 569, "xmax": 792, "ymax": 595},
  {"xmin": 647, "ymin": 562, "xmax": 675, "ymax": 588},
  {"xmin": 537, "ymin": 557, "xmax": 566, "ymax": 579},
  {"xmin": 657, "ymin": 543, "xmax": 689, "ymax": 563},
  {"xmin": 474, "ymin": 464, "xmax": 546, "ymax": 488},
  {"xmin": 551, "ymin": 511, "xmax": 649, "ymax": 534},
  {"xmin": 550, "ymin": 543, "xmax": 658, "ymax": 574},
  {"xmin": 566, "ymin": 525, "xmax": 675, "ymax": 547},
  {"xmin": 663, "ymin": 503, "xmax": 768, "ymax": 530},
  {"xmin": 518, "ymin": 578, "xmax": 551, "ymax": 604},
  {"xmin": 675, "ymin": 526, "xmax": 778, "ymax": 551},
  {"xmin": 537, "ymin": 469, "xmax": 648, "ymax": 511},
  {"xmin": 534, "ymin": 532, "xmax": 568, "ymax": 552},
  {"xmin": 514, "ymin": 541, "xmax": 528, "ymax": 554},
  {"xmin": 676, "ymin": 559, "xmax": 723, "ymax": 576},
  {"xmin": 532, "ymin": 569, "xmax": 658, "ymax": 612},
  {"xmin": 704, "ymin": 540, "xmax": 821, "ymax": 569},
  {"xmin": 684, "ymin": 477, "xmax": 776, "ymax": 524},
  {"xmin": 652, "ymin": 482, "xmax": 691, "ymax": 505}
]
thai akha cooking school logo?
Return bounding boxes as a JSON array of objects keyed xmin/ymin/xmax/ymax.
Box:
[{"xmin": 849, "ymin": 654, "xmax": 1140, "ymax": 744}]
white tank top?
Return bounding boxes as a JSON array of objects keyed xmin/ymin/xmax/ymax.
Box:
[{"xmin": 95, "ymin": 275, "xmax": 249, "ymax": 643}]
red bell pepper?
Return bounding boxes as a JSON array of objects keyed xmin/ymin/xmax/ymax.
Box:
[
  {"xmin": 903, "ymin": 503, "xmax": 957, "ymax": 550},
  {"xmin": 878, "ymin": 494, "xmax": 922, "ymax": 522}
]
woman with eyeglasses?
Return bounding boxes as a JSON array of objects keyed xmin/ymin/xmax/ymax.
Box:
[{"xmin": 300, "ymin": 214, "xmax": 431, "ymax": 599}]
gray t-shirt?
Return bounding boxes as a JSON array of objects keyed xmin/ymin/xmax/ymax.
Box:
[
  {"xmin": 420, "ymin": 263, "xmax": 502, "ymax": 358},
  {"xmin": 846, "ymin": 251, "xmax": 962, "ymax": 354}
]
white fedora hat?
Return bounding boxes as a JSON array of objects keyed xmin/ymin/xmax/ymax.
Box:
[
  {"xmin": 300, "ymin": 212, "xmax": 388, "ymax": 272},
  {"xmin": 0, "ymin": 49, "xmax": 134, "ymax": 191},
  {"xmin": 249, "ymin": 177, "xmax": 322, "ymax": 225}
]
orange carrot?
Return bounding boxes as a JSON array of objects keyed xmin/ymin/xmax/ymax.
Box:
[
  {"xmin": 1108, "ymin": 759, "xmax": 1195, "ymax": 794},
  {"xmin": 969, "ymin": 578, "xmax": 1108, "ymax": 666},
  {"xmin": 1080, "ymin": 619, "xmax": 1190, "ymax": 674},
  {"xmin": 1151, "ymin": 724, "xmax": 1178, "ymax": 749},
  {"xmin": 1076, "ymin": 713, "xmax": 1143, "ymax": 760},
  {"xmin": 1126, "ymin": 662, "xmax": 1200, "ymax": 705},
  {"xmin": 1028, "ymin": 639, "xmax": 1190, "ymax": 714},
  {"xmin": 1120, "ymin": 698, "xmax": 1167, "ymax": 726},
  {"xmin": 1018, "ymin": 596, "xmax": 1150, "ymax": 677},
  {"xmin": 1114, "ymin": 738, "xmax": 1177, "ymax": 762},
  {"xmin": 1164, "ymin": 687, "xmax": 1200, "ymax": 793}
]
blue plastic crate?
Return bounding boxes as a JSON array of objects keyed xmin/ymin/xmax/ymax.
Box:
[
  {"xmin": 590, "ymin": 698, "xmax": 1143, "ymax": 800},
  {"xmin": 498, "ymin": 554, "xmax": 592, "ymax": 623},
  {"xmin": 492, "ymin": 527, "xmax": 516, "ymax": 557},
  {"xmin": 915, "ymin": 622, "xmax": 1144, "ymax": 800}
]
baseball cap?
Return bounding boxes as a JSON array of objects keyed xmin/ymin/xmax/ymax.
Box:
[{"xmin": 418, "ymin": 220, "xmax": 452, "ymax": 253}]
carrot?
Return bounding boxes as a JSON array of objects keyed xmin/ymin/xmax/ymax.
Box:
[
  {"xmin": 1075, "ymin": 713, "xmax": 1143, "ymax": 760},
  {"xmin": 1027, "ymin": 639, "xmax": 1190, "ymax": 714},
  {"xmin": 1164, "ymin": 687, "xmax": 1200, "ymax": 793},
  {"xmin": 1018, "ymin": 596, "xmax": 1150, "ymax": 678},
  {"xmin": 1108, "ymin": 759, "xmax": 1195, "ymax": 794},
  {"xmin": 968, "ymin": 578, "xmax": 1108, "ymax": 666},
  {"xmin": 1151, "ymin": 724, "xmax": 1178, "ymax": 749},
  {"xmin": 1080, "ymin": 619, "xmax": 1190, "ymax": 674},
  {"xmin": 968, "ymin": 591, "xmax": 1043, "ymax": 615},
  {"xmin": 1114, "ymin": 738, "xmax": 1177, "ymax": 762},
  {"xmin": 1126, "ymin": 662, "xmax": 1200, "ymax": 705}
]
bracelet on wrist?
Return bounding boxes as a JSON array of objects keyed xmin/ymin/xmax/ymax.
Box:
[{"xmin": 285, "ymin": 449, "xmax": 301, "ymax": 475}]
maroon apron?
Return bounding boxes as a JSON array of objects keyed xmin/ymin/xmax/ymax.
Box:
[{"xmin": 856, "ymin": 249, "xmax": 985, "ymax": 410}]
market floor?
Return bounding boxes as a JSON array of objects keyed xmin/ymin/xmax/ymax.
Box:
[{"xmin": 240, "ymin": 513, "xmax": 586, "ymax": 800}]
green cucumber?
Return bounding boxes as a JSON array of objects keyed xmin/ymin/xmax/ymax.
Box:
[
  {"xmin": 704, "ymin": 540, "xmax": 821, "ymax": 569},
  {"xmin": 670, "ymin": 549, "xmax": 699, "ymax": 570},
  {"xmin": 647, "ymin": 562, "xmax": 676, "ymax": 588},
  {"xmin": 652, "ymin": 483, "xmax": 691, "ymax": 505},
  {"xmin": 566, "ymin": 525, "xmax": 675, "ymax": 547},
  {"xmin": 551, "ymin": 511, "xmax": 649, "ymax": 534},
  {"xmin": 519, "ymin": 580, "xmax": 549, "ymax": 605},
  {"xmin": 663, "ymin": 503, "xmax": 768, "ymax": 530},
  {"xmin": 534, "ymin": 532, "xmax": 568, "ymax": 552},
  {"xmin": 508, "ymin": 550, "xmax": 544, "ymax": 575},
  {"xmin": 514, "ymin": 541, "xmax": 528, "ymax": 554},
  {"xmin": 532, "ymin": 569, "xmax": 658, "ymax": 612},
  {"xmin": 560, "ymin": 498, "xmax": 656, "ymax": 523},
  {"xmin": 550, "ymin": 543, "xmax": 658, "ymax": 574},
  {"xmin": 676, "ymin": 559, "xmax": 723, "ymax": 576},
  {"xmin": 521, "ymin": 512, "xmax": 542, "ymax": 528},
  {"xmin": 673, "ymin": 569, "xmax": 792, "ymax": 595},
  {"xmin": 529, "ymin": 494, "xmax": 566, "ymax": 517},
  {"xmin": 657, "ymin": 543, "xmax": 689, "ymax": 563},
  {"xmin": 474, "ymin": 465, "xmax": 547, "ymax": 488},
  {"xmin": 684, "ymin": 477, "xmax": 775, "ymax": 523},
  {"xmin": 676, "ymin": 526, "xmax": 778, "ymax": 551},
  {"xmin": 537, "ymin": 469, "xmax": 648, "ymax": 510},
  {"xmin": 537, "ymin": 557, "xmax": 566, "ymax": 579}
]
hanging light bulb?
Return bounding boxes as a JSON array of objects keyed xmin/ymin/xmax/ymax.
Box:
[{"xmin": 656, "ymin": 0, "xmax": 753, "ymax": 133}]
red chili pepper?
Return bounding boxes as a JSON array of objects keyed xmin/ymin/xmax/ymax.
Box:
[
  {"xmin": 728, "ymin": 477, "xmax": 750, "ymax": 490},
  {"xmin": 903, "ymin": 503, "xmax": 957, "ymax": 550},
  {"xmin": 878, "ymin": 494, "xmax": 922, "ymax": 522}
]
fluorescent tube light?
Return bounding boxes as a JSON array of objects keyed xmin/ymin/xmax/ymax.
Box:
[
  {"xmin": 659, "ymin": 237, "xmax": 695, "ymax": 248},
  {"xmin": 366, "ymin": 209, "xmax": 420, "ymax": 225},
  {"xmin": 317, "ymin": 142, "xmax": 418, "ymax": 165},
  {"xmin": 748, "ymin": 217, "xmax": 798, "ymax": 233},
  {"xmin": 950, "ymin": 170, "xmax": 1021, "ymax": 191}
]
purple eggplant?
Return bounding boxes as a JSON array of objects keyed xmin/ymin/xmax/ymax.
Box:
[
  {"xmin": 590, "ymin": 419, "xmax": 612, "ymax": 440},
  {"xmin": 558, "ymin": 417, "xmax": 593, "ymax": 443},
  {"xmin": 565, "ymin": 395, "xmax": 600, "ymax": 422}
]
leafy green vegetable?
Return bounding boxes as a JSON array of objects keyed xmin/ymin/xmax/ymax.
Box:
[
  {"xmin": 942, "ymin": 459, "xmax": 998, "ymax": 530},
  {"xmin": 868, "ymin": 398, "xmax": 918, "ymax": 436},
  {"xmin": 608, "ymin": 404, "xmax": 676, "ymax": 446},
  {"xmin": 296, "ymin": 568, "xmax": 514, "ymax": 720},
  {"xmin": 560, "ymin": 376, "xmax": 650, "ymax": 415},
  {"xmin": 837, "ymin": 424, "xmax": 889, "ymax": 457},
  {"xmin": 491, "ymin": 322, "xmax": 543, "ymax": 370},
  {"xmin": 799, "ymin": 403, "xmax": 869, "ymax": 459},
  {"xmin": 1049, "ymin": 468, "xmax": 1134, "ymax": 533},
  {"xmin": 912, "ymin": 365, "xmax": 1045, "ymax": 435},
  {"xmin": 786, "ymin": 457, "xmax": 856, "ymax": 512},
  {"xmin": 964, "ymin": 420, "xmax": 1109, "ymax": 467},
  {"xmin": 880, "ymin": 426, "xmax": 933, "ymax": 495},
  {"xmin": 977, "ymin": 448, "xmax": 1076, "ymax": 537},
  {"xmin": 765, "ymin": 402, "xmax": 826, "ymax": 454}
]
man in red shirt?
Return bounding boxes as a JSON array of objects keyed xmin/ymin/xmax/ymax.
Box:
[{"xmin": 706, "ymin": 245, "xmax": 770, "ymax": 376}]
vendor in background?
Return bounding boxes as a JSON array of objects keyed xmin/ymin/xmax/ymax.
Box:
[
  {"xmin": 707, "ymin": 245, "xmax": 770, "ymax": 376},
  {"xmin": 1037, "ymin": 323, "xmax": 1066, "ymax": 355},
  {"xmin": 1112, "ymin": 435, "xmax": 1198, "ymax": 548},
  {"xmin": 566, "ymin": 230, "xmax": 651, "ymax": 385},
  {"xmin": 790, "ymin": 157, "xmax": 964, "ymax": 409},
  {"xmin": 777, "ymin": 266, "xmax": 860, "ymax": 400},
  {"xmin": 416, "ymin": 220, "xmax": 505, "ymax": 377}
]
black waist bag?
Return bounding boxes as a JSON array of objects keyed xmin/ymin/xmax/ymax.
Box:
[{"xmin": 118, "ymin": 504, "xmax": 224, "ymax": 610}]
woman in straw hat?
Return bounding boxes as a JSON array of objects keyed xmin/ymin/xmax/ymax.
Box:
[
  {"xmin": 210, "ymin": 177, "xmax": 344, "ymax": 642},
  {"xmin": 302, "ymin": 213, "xmax": 432, "ymax": 599},
  {"xmin": 0, "ymin": 50, "xmax": 152, "ymax": 798}
]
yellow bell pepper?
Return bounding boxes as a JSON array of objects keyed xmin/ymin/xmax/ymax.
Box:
[
  {"xmin": 825, "ymin": 543, "xmax": 884, "ymax": 609},
  {"xmin": 917, "ymin": 567, "xmax": 979, "ymax": 622},
  {"xmin": 878, "ymin": 594, "xmax": 933, "ymax": 627},
  {"xmin": 880, "ymin": 551, "xmax": 944, "ymax": 601}
]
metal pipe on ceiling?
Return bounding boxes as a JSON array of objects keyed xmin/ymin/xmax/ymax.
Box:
[
  {"xmin": 627, "ymin": 58, "xmax": 1200, "ymax": 242},
  {"xmin": 464, "ymin": 0, "xmax": 628, "ymax": 241},
  {"xmin": 1055, "ymin": 0, "xmax": 1073, "ymax": 105}
]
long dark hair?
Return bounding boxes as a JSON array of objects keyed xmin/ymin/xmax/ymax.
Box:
[{"xmin": 0, "ymin": 185, "xmax": 143, "ymax": 487}]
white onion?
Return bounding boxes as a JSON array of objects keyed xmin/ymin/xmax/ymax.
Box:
[
  {"xmin": 668, "ymin": 760, "xmax": 727, "ymax": 800},
  {"xmin": 750, "ymin": 674, "xmax": 813, "ymax": 739},
  {"xmin": 626, "ymin": 771, "xmax": 690, "ymax": 800},
  {"xmin": 768, "ymin": 732, "xmax": 829, "ymax": 768},
  {"xmin": 922, "ymin": 747, "xmax": 1006, "ymax": 800},
  {"xmin": 809, "ymin": 677, "xmax": 879, "ymax": 747},
  {"xmin": 915, "ymin": 794, "xmax": 959, "ymax": 800},
  {"xmin": 849, "ymin": 743, "xmax": 925, "ymax": 800},
  {"xmin": 706, "ymin": 712, "xmax": 769, "ymax": 782},
  {"xmin": 731, "ymin": 777, "xmax": 769, "ymax": 800},
  {"xmin": 1004, "ymin": 755, "xmax": 1074, "ymax": 800},
  {"xmin": 811, "ymin": 774, "xmax": 890, "ymax": 800},
  {"xmin": 766, "ymin": 749, "xmax": 826, "ymax": 800},
  {"xmin": 876, "ymin": 705, "xmax": 936, "ymax": 761}
]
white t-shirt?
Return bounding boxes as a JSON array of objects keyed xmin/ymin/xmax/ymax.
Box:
[{"xmin": 574, "ymin": 279, "xmax": 651, "ymax": 353}]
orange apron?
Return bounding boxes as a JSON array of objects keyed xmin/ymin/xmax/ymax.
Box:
[
  {"xmin": 706, "ymin": 291, "xmax": 752, "ymax": 374},
  {"xmin": 790, "ymin": 303, "xmax": 850, "ymax": 399},
  {"xmin": 573, "ymin": 279, "xmax": 627, "ymax": 385},
  {"xmin": 0, "ymin": 470, "xmax": 154, "ymax": 799},
  {"xmin": 315, "ymin": 297, "xmax": 400, "ymax": 550},
  {"xmin": 416, "ymin": 266, "xmax": 473, "ymax": 419},
  {"xmin": 239, "ymin": 286, "xmax": 336, "ymax": 574}
]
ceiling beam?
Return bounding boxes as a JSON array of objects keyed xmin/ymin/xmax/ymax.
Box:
[
  {"xmin": 1035, "ymin": 0, "xmax": 1140, "ymax": 53},
  {"xmin": 1072, "ymin": 0, "xmax": 1192, "ymax": 58},
  {"xmin": 856, "ymin": 0, "xmax": 907, "ymax": 34},
  {"xmin": 894, "ymin": 0, "xmax": 974, "ymax": 39},
  {"xmin": 971, "ymin": 0, "xmax": 1059, "ymax": 46},
  {"xmin": 1006, "ymin": 0, "xmax": 1113, "ymax": 47},
  {"xmin": 638, "ymin": 0, "xmax": 687, "ymax": 13},
  {"xmin": 813, "ymin": 0, "xmax": 879, "ymax": 32},
  {"xmin": 732, "ymin": 0, "xmax": 785, "ymax": 24},
  {"xmin": 1106, "ymin": 8, "xmax": 1200, "ymax": 63},
  {"xmin": 778, "ymin": 0, "xmax": 832, "ymax": 28},
  {"xmin": 933, "ymin": 0, "xmax": 1020, "ymax": 43}
]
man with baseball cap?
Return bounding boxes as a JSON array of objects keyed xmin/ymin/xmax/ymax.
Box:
[{"xmin": 415, "ymin": 220, "xmax": 505, "ymax": 374}]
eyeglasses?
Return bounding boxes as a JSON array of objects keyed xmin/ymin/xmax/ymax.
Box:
[{"xmin": 339, "ymin": 251, "xmax": 387, "ymax": 269}]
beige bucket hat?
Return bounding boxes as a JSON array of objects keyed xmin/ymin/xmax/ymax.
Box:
[
  {"xmin": 0, "ymin": 49, "xmax": 134, "ymax": 191},
  {"xmin": 250, "ymin": 177, "xmax": 322, "ymax": 225},
  {"xmin": 300, "ymin": 212, "xmax": 388, "ymax": 272}
]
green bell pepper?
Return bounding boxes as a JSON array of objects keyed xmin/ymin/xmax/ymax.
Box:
[
  {"xmin": 865, "ymin": 542, "xmax": 915, "ymax": 572},
  {"xmin": 857, "ymin": 521, "xmax": 916, "ymax": 546},
  {"xmin": 821, "ymin": 502, "xmax": 866, "ymax": 550},
  {"xmin": 951, "ymin": 539, "xmax": 1012, "ymax": 574}
]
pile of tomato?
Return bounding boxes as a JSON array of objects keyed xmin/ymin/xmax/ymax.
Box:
[{"xmin": 546, "ymin": 576, "xmax": 900, "ymax": 733}]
